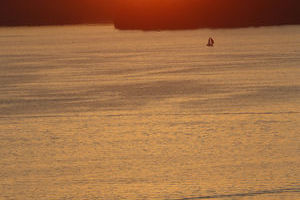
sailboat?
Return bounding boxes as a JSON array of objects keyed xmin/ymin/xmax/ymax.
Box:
[{"xmin": 207, "ymin": 37, "xmax": 214, "ymax": 47}]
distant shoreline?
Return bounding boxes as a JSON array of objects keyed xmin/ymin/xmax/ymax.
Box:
[
  {"xmin": 0, "ymin": 23, "xmax": 299, "ymax": 31},
  {"xmin": 113, "ymin": 23, "xmax": 300, "ymax": 31}
]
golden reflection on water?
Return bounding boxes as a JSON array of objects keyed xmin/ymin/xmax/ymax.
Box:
[{"xmin": 0, "ymin": 25, "xmax": 299, "ymax": 199}]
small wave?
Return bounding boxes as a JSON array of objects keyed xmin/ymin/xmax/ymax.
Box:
[{"xmin": 170, "ymin": 188, "xmax": 300, "ymax": 200}]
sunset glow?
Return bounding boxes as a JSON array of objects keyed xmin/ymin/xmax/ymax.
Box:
[
  {"xmin": 113, "ymin": 0, "xmax": 300, "ymax": 30},
  {"xmin": 1, "ymin": 0, "xmax": 299, "ymax": 28}
]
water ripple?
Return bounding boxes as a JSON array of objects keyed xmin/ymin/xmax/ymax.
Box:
[{"xmin": 170, "ymin": 188, "xmax": 300, "ymax": 200}]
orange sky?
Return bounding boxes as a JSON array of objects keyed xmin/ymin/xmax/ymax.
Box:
[{"xmin": 0, "ymin": 0, "xmax": 299, "ymax": 27}]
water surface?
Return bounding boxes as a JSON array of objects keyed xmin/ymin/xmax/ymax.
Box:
[{"xmin": 0, "ymin": 25, "xmax": 299, "ymax": 200}]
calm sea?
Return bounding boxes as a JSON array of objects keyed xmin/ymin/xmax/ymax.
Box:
[{"xmin": 0, "ymin": 25, "xmax": 299, "ymax": 200}]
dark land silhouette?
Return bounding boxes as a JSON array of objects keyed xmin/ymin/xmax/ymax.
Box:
[{"xmin": 1, "ymin": 0, "xmax": 300, "ymax": 29}]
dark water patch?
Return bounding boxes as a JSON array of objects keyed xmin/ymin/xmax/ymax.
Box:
[
  {"xmin": 254, "ymin": 120, "xmax": 291, "ymax": 124},
  {"xmin": 0, "ymin": 80, "xmax": 225, "ymax": 116},
  {"xmin": 169, "ymin": 111, "xmax": 300, "ymax": 116},
  {"xmin": 0, "ymin": 53, "xmax": 49, "ymax": 58},
  {"xmin": 170, "ymin": 188, "xmax": 300, "ymax": 200},
  {"xmin": 2, "ymin": 80, "xmax": 300, "ymax": 116},
  {"xmin": 0, "ymin": 35, "xmax": 26, "ymax": 38},
  {"xmin": 0, "ymin": 74, "xmax": 38, "ymax": 86},
  {"xmin": 116, "ymin": 80, "xmax": 224, "ymax": 98},
  {"xmin": 182, "ymin": 85, "xmax": 300, "ymax": 112},
  {"xmin": 231, "ymin": 85, "xmax": 300, "ymax": 103}
]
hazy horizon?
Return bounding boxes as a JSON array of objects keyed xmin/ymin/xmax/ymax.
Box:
[{"xmin": 1, "ymin": 0, "xmax": 300, "ymax": 29}]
